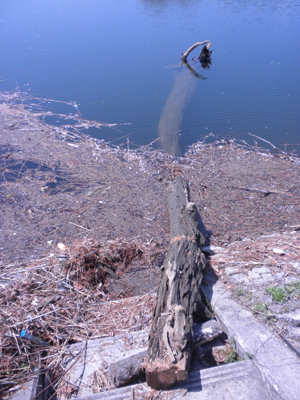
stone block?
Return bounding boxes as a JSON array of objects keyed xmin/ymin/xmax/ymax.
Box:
[{"xmin": 288, "ymin": 326, "xmax": 300, "ymax": 342}]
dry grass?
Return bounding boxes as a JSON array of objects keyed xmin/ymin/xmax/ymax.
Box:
[
  {"xmin": 65, "ymin": 239, "xmax": 144, "ymax": 290},
  {"xmin": 0, "ymin": 239, "xmax": 159, "ymax": 397},
  {"xmin": 208, "ymin": 230, "xmax": 300, "ymax": 279}
]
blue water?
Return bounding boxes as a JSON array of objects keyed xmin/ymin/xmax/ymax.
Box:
[{"xmin": 0, "ymin": 0, "xmax": 299, "ymax": 154}]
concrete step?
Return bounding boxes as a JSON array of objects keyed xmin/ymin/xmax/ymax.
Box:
[
  {"xmin": 11, "ymin": 279, "xmax": 300, "ymax": 400},
  {"xmin": 74, "ymin": 360, "xmax": 270, "ymax": 400},
  {"xmin": 202, "ymin": 278, "xmax": 300, "ymax": 400},
  {"xmin": 52, "ymin": 319, "xmax": 226, "ymax": 399}
]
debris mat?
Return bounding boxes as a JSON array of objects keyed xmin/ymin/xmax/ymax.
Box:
[{"xmin": 0, "ymin": 90, "xmax": 300, "ymax": 398}]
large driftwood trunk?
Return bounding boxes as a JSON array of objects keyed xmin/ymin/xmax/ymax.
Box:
[{"xmin": 144, "ymin": 176, "xmax": 212, "ymax": 390}]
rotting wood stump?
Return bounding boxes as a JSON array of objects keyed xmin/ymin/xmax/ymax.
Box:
[{"xmin": 144, "ymin": 175, "xmax": 212, "ymax": 390}]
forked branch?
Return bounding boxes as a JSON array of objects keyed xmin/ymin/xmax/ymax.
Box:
[{"xmin": 180, "ymin": 41, "xmax": 211, "ymax": 61}]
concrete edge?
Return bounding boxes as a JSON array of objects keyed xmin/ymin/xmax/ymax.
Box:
[
  {"xmin": 73, "ymin": 360, "xmax": 257, "ymax": 399},
  {"xmin": 175, "ymin": 359, "xmax": 255, "ymax": 390},
  {"xmin": 10, "ymin": 372, "xmax": 40, "ymax": 400},
  {"xmin": 202, "ymin": 279, "xmax": 300, "ymax": 400}
]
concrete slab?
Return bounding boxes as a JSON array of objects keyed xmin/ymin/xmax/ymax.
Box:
[
  {"xmin": 13, "ymin": 279, "xmax": 300, "ymax": 400},
  {"xmin": 277, "ymin": 311, "xmax": 300, "ymax": 327},
  {"xmin": 174, "ymin": 360, "xmax": 271, "ymax": 400},
  {"xmin": 202, "ymin": 279, "xmax": 300, "ymax": 400},
  {"xmin": 10, "ymin": 373, "xmax": 39, "ymax": 400},
  {"xmin": 57, "ymin": 330, "xmax": 149, "ymax": 399},
  {"xmin": 73, "ymin": 360, "xmax": 270, "ymax": 400},
  {"xmin": 10, "ymin": 372, "xmax": 52, "ymax": 400}
]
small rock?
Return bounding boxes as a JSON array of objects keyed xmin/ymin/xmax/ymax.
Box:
[
  {"xmin": 292, "ymin": 262, "xmax": 300, "ymax": 272},
  {"xmin": 274, "ymin": 272, "xmax": 285, "ymax": 281},
  {"xmin": 260, "ymin": 274, "xmax": 274, "ymax": 284},
  {"xmin": 248, "ymin": 270, "xmax": 260, "ymax": 280},
  {"xmin": 284, "ymin": 276, "xmax": 299, "ymax": 285},
  {"xmin": 277, "ymin": 311, "xmax": 300, "ymax": 327},
  {"xmin": 193, "ymin": 319, "xmax": 224, "ymax": 345},
  {"xmin": 250, "ymin": 266, "xmax": 271, "ymax": 275},
  {"xmin": 288, "ymin": 326, "xmax": 300, "ymax": 342},
  {"xmin": 225, "ymin": 267, "xmax": 240, "ymax": 275},
  {"xmin": 124, "ymin": 331, "xmax": 134, "ymax": 345},
  {"xmin": 248, "ymin": 267, "xmax": 274, "ymax": 285},
  {"xmin": 230, "ymin": 273, "xmax": 249, "ymax": 285}
]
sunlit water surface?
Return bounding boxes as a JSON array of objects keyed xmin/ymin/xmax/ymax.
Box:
[{"xmin": 0, "ymin": 0, "xmax": 299, "ymax": 155}]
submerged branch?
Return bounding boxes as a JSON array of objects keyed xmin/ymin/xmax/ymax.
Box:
[
  {"xmin": 180, "ymin": 41, "xmax": 211, "ymax": 61},
  {"xmin": 181, "ymin": 60, "xmax": 206, "ymax": 80}
]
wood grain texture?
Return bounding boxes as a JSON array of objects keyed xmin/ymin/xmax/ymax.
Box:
[{"xmin": 144, "ymin": 175, "xmax": 212, "ymax": 389}]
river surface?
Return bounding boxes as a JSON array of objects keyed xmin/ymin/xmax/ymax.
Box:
[{"xmin": 1, "ymin": 0, "xmax": 299, "ymax": 155}]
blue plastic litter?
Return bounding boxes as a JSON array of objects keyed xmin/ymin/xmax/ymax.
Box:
[{"xmin": 20, "ymin": 329, "xmax": 48, "ymax": 346}]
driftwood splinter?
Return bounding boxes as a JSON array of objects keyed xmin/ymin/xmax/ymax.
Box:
[{"xmin": 144, "ymin": 175, "xmax": 212, "ymax": 390}]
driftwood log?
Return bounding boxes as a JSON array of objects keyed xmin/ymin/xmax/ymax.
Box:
[
  {"xmin": 180, "ymin": 41, "xmax": 211, "ymax": 62},
  {"xmin": 106, "ymin": 320, "xmax": 223, "ymax": 388},
  {"xmin": 158, "ymin": 40, "xmax": 212, "ymax": 157},
  {"xmin": 144, "ymin": 176, "xmax": 212, "ymax": 390}
]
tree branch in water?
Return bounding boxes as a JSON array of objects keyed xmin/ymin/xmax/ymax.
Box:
[{"xmin": 180, "ymin": 41, "xmax": 211, "ymax": 61}]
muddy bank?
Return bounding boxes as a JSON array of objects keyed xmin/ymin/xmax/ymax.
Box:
[
  {"xmin": 0, "ymin": 98, "xmax": 170, "ymax": 265},
  {"xmin": 1, "ymin": 95, "xmax": 299, "ymax": 265}
]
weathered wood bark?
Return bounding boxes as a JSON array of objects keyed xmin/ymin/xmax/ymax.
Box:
[
  {"xmin": 144, "ymin": 176, "xmax": 212, "ymax": 390},
  {"xmin": 106, "ymin": 320, "xmax": 224, "ymax": 389},
  {"xmin": 180, "ymin": 41, "xmax": 211, "ymax": 61}
]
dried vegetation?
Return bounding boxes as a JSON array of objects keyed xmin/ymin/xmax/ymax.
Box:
[
  {"xmin": 0, "ymin": 242, "xmax": 159, "ymax": 397},
  {"xmin": 208, "ymin": 230, "xmax": 300, "ymax": 278},
  {"xmin": 182, "ymin": 140, "xmax": 300, "ymax": 244}
]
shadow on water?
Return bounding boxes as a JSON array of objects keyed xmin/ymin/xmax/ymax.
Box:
[{"xmin": 158, "ymin": 53, "xmax": 212, "ymax": 157}]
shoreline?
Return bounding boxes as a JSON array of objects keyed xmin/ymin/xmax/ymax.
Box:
[{"xmin": 1, "ymin": 92, "xmax": 300, "ymax": 397}]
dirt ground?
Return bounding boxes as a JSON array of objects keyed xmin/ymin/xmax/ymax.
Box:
[
  {"xmin": 0, "ymin": 100, "xmax": 170, "ymax": 266},
  {"xmin": 0, "ymin": 92, "xmax": 300, "ymax": 397},
  {"xmin": 1, "ymin": 98, "xmax": 299, "ymax": 267}
]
